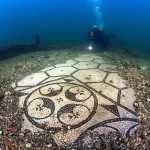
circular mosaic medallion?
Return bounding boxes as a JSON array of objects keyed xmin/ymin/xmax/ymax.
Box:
[{"xmin": 24, "ymin": 83, "xmax": 98, "ymax": 131}]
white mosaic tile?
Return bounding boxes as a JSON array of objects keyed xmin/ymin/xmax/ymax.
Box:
[{"xmin": 12, "ymin": 54, "xmax": 139, "ymax": 147}]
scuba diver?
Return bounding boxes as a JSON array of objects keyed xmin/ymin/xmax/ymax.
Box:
[
  {"xmin": 88, "ymin": 26, "xmax": 111, "ymax": 51},
  {"xmin": 88, "ymin": 26, "xmax": 132, "ymax": 54}
]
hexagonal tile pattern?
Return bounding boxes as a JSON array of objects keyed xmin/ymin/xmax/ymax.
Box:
[
  {"xmin": 73, "ymin": 69, "xmax": 107, "ymax": 83},
  {"xmin": 81, "ymin": 54, "xmax": 104, "ymax": 60},
  {"xmin": 99, "ymin": 64, "xmax": 117, "ymax": 72},
  {"xmin": 55, "ymin": 60, "xmax": 77, "ymax": 67},
  {"xmin": 75, "ymin": 56, "xmax": 94, "ymax": 62},
  {"xmin": 41, "ymin": 66, "xmax": 54, "ymax": 72},
  {"xmin": 12, "ymin": 54, "xmax": 139, "ymax": 147},
  {"xmin": 105, "ymin": 73, "xmax": 127, "ymax": 88},
  {"xmin": 120, "ymin": 88, "xmax": 136, "ymax": 110},
  {"xmin": 87, "ymin": 83, "xmax": 119, "ymax": 102},
  {"xmin": 74, "ymin": 62, "xmax": 99, "ymax": 69},
  {"xmin": 93, "ymin": 58, "xmax": 108, "ymax": 64},
  {"xmin": 46, "ymin": 67, "xmax": 77, "ymax": 76},
  {"xmin": 17, "ymin": 72, "xmax": 48, "ymax": 87}
]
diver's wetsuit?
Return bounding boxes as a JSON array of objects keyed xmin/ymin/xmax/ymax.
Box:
[{"xmin": 88, "ymin": 26, "xmax": 108, "ymax": 49}]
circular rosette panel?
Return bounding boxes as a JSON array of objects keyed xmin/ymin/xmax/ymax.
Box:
[
  {"xmin": 39, "ymin": 84, "xmax": 63, "ymax": 97},
  {"xmin": 65, "ymin": 86, "xmax": 91, "ymax": 102},
  {"xmin": 57, "ymin": 104, "xmax": 91, "ymax": 127},
  {"xmin": 24, "ymin": 83, "xmax": 98, "ymax": 131},
  {"xmin": 27, "ymin": 97, "xmax": 55, "ymax": 119}
]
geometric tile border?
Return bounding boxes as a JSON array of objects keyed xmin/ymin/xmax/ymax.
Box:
[{"xmin": 12, "ymin": 54, "xmax": 139, "ymax": 146}]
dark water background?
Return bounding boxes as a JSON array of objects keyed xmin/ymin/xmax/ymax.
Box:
[{"xmin": 0, "ymin": 0, "xmax": 150, "ymax": 55}]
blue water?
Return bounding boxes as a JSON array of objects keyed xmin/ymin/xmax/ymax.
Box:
[{"xmin": 0, "ymin": 0, "xmax": 150, "ymax": 55}]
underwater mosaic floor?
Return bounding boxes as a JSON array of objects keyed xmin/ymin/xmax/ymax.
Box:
[{"xmin": 12, "ymin": 54, "xmax": 139, "ymax": 146}]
